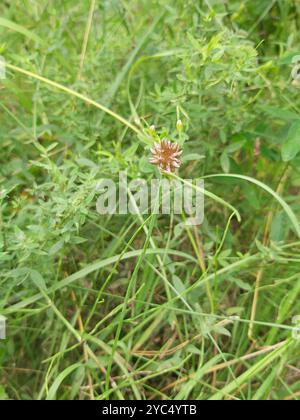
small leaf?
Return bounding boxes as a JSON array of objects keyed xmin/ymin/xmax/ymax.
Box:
[
  {"xmin": 282, "ymin": 121, "xmax": 300, "ymax": 161},
  {"xmin": 139, "ymin": 156, "xmax": 155, "ymax": 173},
  {"xmin": 187, "ymin": 33, "xmax": 201, "ymax": 51},
  {"xmin": 186, "ymin": 344, "xmax": 202, "ymax": 355},
  {"xmin": 213, "ymin": 326, "xmax": 232, "ymax": 337},
  {"xmin": 71, "ymin": 236, "xmax": 87, "ymax": 244},
  {"xmin": 76, "ymin": 158, "xmax": 98, "ymax": 168},
  {"xmin": 231, "ymin": 277, "xmax": 252, "ymax": 291},
  {"xmin": 30, "ymin": 270, "xmax": 47, "ymax": 291},
  {"xmin": 220, "ymin": 152, "xmax": 230, "ymax": 173},
  {"xmin": 172, "ymin": 275, "xmax": 186, "ymax": 295},
  {"xmin": 182, "ymin": 153, "xmax": 205, "ymax": 163},
  {"xmin": 49, "ymin": 240, "xmax": 64, "ymax": 255},
  {"xmin": 124, "ymin": 143, "xmax": 139, "ymax": 159},
  {"xmin": 225, "ymin": 140, "xmax": 245, "ymax": 154}
]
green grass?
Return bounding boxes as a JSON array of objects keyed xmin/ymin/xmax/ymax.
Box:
[{"xmin": 1, "ymin": 0, "xmax": 300, "ymax": 400}]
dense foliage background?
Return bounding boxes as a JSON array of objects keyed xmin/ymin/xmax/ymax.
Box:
[{"xmin": 1, "ymin": 0, "xmax": 300, "ymax": 400}]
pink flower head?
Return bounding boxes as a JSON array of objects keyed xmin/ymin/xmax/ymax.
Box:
[{"xmin": 150, "ymin": 140, "xmax": 182, "ymax": 173}]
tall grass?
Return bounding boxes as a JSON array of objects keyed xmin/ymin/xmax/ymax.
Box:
[{"xmin": 0, "ymin": 0, "xmax": 300, "ymax": 400}]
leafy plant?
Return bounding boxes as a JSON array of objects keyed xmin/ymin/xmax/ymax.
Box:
[{"xmin": 0, "ymin": 0, "xmax": 300, "ymax": 401}]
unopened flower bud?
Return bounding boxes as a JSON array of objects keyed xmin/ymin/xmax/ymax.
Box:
[
  {"xmin": 176, "ymin": 119, "xmax": 183, "ymax": 132},
  {"xmin": 149, "ymin": 125, "xmax": 156, "ymax": 134}
]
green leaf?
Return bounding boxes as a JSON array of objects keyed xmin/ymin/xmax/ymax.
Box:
[
  {"xmin": 182, "ymin": 153, "xmax": 205, "ymax": 162},
  {"xmin": 231, "ymin": 277, "xmax": 252, "ymax": 292},
  {"xmin": 261, "ymin": 106, "xmax": 300, "ymax": 122},
  {"xmin": 213, "ymin": 326, "xmax": 231, "ymax": 337},
  {"xmin": 46, "ymin": 363, "xmax": 82, "ymax": 400},
  {"xmin": 30, "ymin": 270, "xmax": 47, "ymax": 291},
  {"xmin": 172, "ymin": 275, "xmax": 186, "ymax": 295},
  {"xmin": 124, "ymin": 143, "xmax": 139, "ymax": 159},
  {"xmin": 49, "ymin": 240, "xmax": 64, "ymax": 255},
  {"xmin": 0, "ymin": 17, "xmax": 43, "ymax": 44},
  {"xmin": 282, "ymin": 121, "xmax": 300, "ymax": 161},
  {"xmin": 225, "ymin": 140, "xmax": 245, "ymax": 154},
  {"xmin": 220, "ymin": 152, "xmax": 230, "ymax": 173},
  {"xmin": 139, "ymin": 156, "xmax": 155, "ymax": 173}
]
